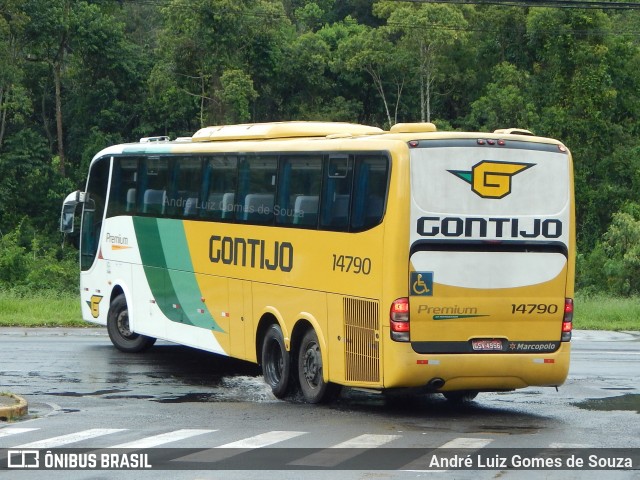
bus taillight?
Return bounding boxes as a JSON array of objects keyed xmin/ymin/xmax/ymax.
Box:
[
  {"xmin": 562, "ymin": 298, "xmax": 573, "ymax": 342},
  {"xmin": 390, "ymin": 297, "xmax": 410, "ymax": 342}
]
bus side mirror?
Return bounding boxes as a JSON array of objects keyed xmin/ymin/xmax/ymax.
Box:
[
  {"xmin": 60, "ymin": 191, "xmax": 85, "ymax": 234},
  {"xmin": 60, "ymin": 204, "xmax": 76, "ymax": 233}
]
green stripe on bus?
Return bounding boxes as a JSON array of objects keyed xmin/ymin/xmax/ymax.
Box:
[
  {"xmin": 133, "ymin": 217, "xmax": 224, "ymax": 332},
  {"xmin": 157, "ymin": 219, "xmax": 223, "ymax": 332},
  {"xmin": 132, "ymin": 217, "xmax": 167, "ymax": 313}
]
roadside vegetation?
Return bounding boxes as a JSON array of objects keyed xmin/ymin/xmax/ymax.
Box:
[
  {"xmin": 0, "ymin": 291, "xmax": 83, "ymax": 327},
  {"xmin": 574, "ymin": 294, "xmax": 640, "ymax": 332},
  {"xmin": 0, "ymin": 222, "xmax": 84, "ymax": 327}
]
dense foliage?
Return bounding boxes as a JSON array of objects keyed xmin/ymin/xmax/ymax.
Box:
[{"xmin": 2, "ymin": 0, "xmax": 640, "ymax": 294}]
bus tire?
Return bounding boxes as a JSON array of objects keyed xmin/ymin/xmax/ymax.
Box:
[
  {"xmin": 261, "ymin": 324, "xmax": 291, "ymax": 399},
  {"xmin": 107, "ymin": 294, "xmax": 156, "ymax": 353},
  {"xmin": 442, "ymin": 390, "xmax": 478, "ymax": 403},
  {"xmin": 297, "ymin": 329, "xmax": 340, "ymax": 404}
]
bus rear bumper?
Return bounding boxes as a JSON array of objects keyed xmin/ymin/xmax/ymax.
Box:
[{"xmin": 382, "ymin": 341, "xmax": 571, "ymax": 392}]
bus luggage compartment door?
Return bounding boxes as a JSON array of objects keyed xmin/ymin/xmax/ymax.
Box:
[{"xmin": 408, "ymin": 249, "xmax": 568, "ymax": 355}]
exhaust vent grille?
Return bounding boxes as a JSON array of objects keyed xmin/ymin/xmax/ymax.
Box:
[{"xmin": 343, "ymin": 297, "xmax": 380, "ymax": 383}]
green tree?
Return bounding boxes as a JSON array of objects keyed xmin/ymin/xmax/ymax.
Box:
[
  {"xmin": 220, "ymin": 69, "xmax": 258, "ymax": 123},
  {"xmin": 334, "ymin": 23, "xmax": 402, "ymax": 127},
  {"xmin": 466, "ymin": 62, "xmax": 538, "ymax": 131},
  {"xmin": 290, "ymin": 0, "xmax": 336, "ymax": 32},
  {"xmin": 244, "ymin": 1, "xmax": 295, "ymax": 121},
  {"xmin": 589, "ymin": 203, "xmax": 640, "ymax": 296},
  {"xmin": 21, "ymin": 0, "xmax": 77, "ymax": 175},
  {"xmin": 277, "ymin": 31, "xmax": 333, "ymax": 119},
  {"xmin": 0, "ymin": 1, "xmax": 29, "ymax": 150},
  {"xmin": 64, "ymin": 1, "xmax": 151, "ymax": 166},
  {"xmin": 374, "ymin": 1, "xmax": 469, "ymax": 123},
  {"xmin": 0, "ymin": 226, "xmax": 29, "ymax": 285},
  {"xmin": 153, "ymin": 0, "xmax": 294, "ymax": 126},
  {"xmin": 526, "ymin": 8, "xmax": 625, "ymax": 250}
]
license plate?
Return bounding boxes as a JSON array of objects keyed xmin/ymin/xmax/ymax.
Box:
[{"xmin": 471, "ymin": 339, "xmax": 504, "ymax": 351}]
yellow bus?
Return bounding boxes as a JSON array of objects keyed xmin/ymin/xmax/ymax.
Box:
[{"xmin": 60, "ymin": 121, "xmax": 575, "ymax": 404}]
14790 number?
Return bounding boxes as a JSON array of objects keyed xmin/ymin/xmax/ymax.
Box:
[
  {"xmin": 511, "ymin": 303, "xmax": 559, "ymax": 315},
  {"xmin": 332, "ymin": 254, "xmax": 371, "ymax": 275}
]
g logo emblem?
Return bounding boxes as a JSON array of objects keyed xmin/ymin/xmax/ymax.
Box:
[
  {"xmin": 449, "ymin": 161, "xmax": 534, "ymax": 199},
  {"xmin": 87, "ymin": 295, "xmax": 103, "ymax": 318}
]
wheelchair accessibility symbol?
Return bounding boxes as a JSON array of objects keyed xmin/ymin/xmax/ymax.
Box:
[{"xmin": 411, "ymin": 272, "xmax": 433, "ymax": 296}]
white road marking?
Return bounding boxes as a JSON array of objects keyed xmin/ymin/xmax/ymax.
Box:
[
  {"xmin": 402, "ymin": 437, "xmax": 493, "ymax": 472},
  {"xmin": 0, "ymin": 428, "xmax": 39, "ymax": 439},
  {"xmin": 290, "ymin": 434, "xmax": 402, "ymax": 467},
  {"xmin": 13, "ymin": 429, "xmax": 126, "ymax": 448},
  {"xmin": 215, "ymin": 430, "xmax": 306, "ymax": 449},
  {"xmin": 109, "ymin": 429, "xmax": 217, "ymax": 449}
]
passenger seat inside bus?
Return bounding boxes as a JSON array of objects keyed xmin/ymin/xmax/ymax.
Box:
[
  {"xmin": 221, "ymin": 192, "xmax": 235, "ymax": 219},
  {"xmin": 327, "ymin": 194, "xmax": 350, "ymax": 227},
  {"xmin": 365, "ymin": 194, "xmax": 384, "ymax": 225},
  {"xmin": 183, "ymin": 197, "xmax": 198, "ymax": 217},
  {"xmin": 143, "ymin": 189, "xmax": 166, "ymax": 214},
  {"xmin": 293, "ymin": 195, "xmax": 319, "ymax": 226},
  {"xmin": 243, "ymin": 193, "xmax": 274, "ymax": 222},
  {"xmin": 126, "ymin": 188, "xmax": 136, "ymax": 212}
]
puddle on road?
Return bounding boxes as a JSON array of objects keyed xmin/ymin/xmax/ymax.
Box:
[
  {"xmin": 103, "ymin": 394, "xmax": 155, "ymax": 400},
  {"xmin": 43, "ymin": 389, "xmax": 130, "ymax": 397},
  {"xmin": 39, "ymin": 377, "xmax": 278, "ymax": 404},
  {"xmin": 155, "ymin": 393, "xmax": 215, "ymax": 403},
  {"xmin": 573, "ymin": 394, "xmax": 640, "ymax": 414},
  {"xmin": 474, "ymin": 424, "xmax": 539, "ymax": 434},
  {"xmin": 153, "ymin": 376, "xmax": 278, "ymax": 404}
]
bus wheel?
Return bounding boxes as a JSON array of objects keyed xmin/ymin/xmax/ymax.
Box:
[
  {"xmin": 261, "ymin": 324, "xmax": 291, "ymax": 399},
  {"xmin": 107, "ymin": 294, "xmax": 156, "ymax": 353},
  {"xmin": 297, "ymin": 329, "xmax": 340, "ymax": 404},
  {"xmin": 442, "ymin": 391, "xmax": 479, "ymax": 403}
]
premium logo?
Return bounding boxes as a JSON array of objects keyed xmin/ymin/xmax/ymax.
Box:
[
  {"xmin": 105, "ymin": 232, "xmax": 131, "ymax": 250},
  {"xmin": 448, "ymin": 160, "xmax": 535, "ymax": 199},
  {"xmin": 417, "ymin": 304, "xmax": 489, "ymax": 320}
]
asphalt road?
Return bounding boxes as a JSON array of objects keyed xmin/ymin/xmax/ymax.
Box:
[{"xmin": 0, "ymin": 328, "xmax": 638, "ymax": 480}]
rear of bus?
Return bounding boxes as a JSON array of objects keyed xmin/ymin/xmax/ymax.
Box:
[{"xmin": 393, "ymin": 132, "xmax": 574, "ymax": 395}]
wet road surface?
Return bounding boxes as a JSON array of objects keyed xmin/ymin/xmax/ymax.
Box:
[{"xmin": 0, "ymin": 328, "xmax": 638, "ymax": 479}]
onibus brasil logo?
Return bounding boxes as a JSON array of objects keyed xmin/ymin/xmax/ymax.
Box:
[{"xmin": 448, "ymin": 160, "xmax": 535, "ymax": 199}]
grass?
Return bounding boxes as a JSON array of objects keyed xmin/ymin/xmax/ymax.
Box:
[
  {"xmin": 574, "ymin": 293, "xmax": 640, "ymax": 332},
  {"xmin": 0, "ymin": 290, "xmax": 638, "ymax": 331},
  {"xmin": 0, "ymin": 291, "xmax": 86, "ymax": 327}
]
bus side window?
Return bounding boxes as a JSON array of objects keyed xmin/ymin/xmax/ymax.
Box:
[
  {"xmin": 201, "ymin": 156, "xmax": 238, "ymax": 220},
  {"xmin": 277, "ymin": 155, "xmax": 322, "ymax": 227},
  {"xmin": 138, "ymin": 157, "xmax": 169, "ymax": 216},
  {"xmin": 351, "ymin": 155, "xmax": 388, "ymax": 230},
  {"xmin": 107, "ymin": 156, "xmax": 139, "ymax": 217},
  {"xmin": 165, "ymin": 156, "xmax": 202, "ymax": 218},
  {"xmin": 236, "ymin": 155, "xmax": 277, "ymax": 225},
  {"xmin": 320, "ymin": 155, "xmax": 352, "ymax": 231}
]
